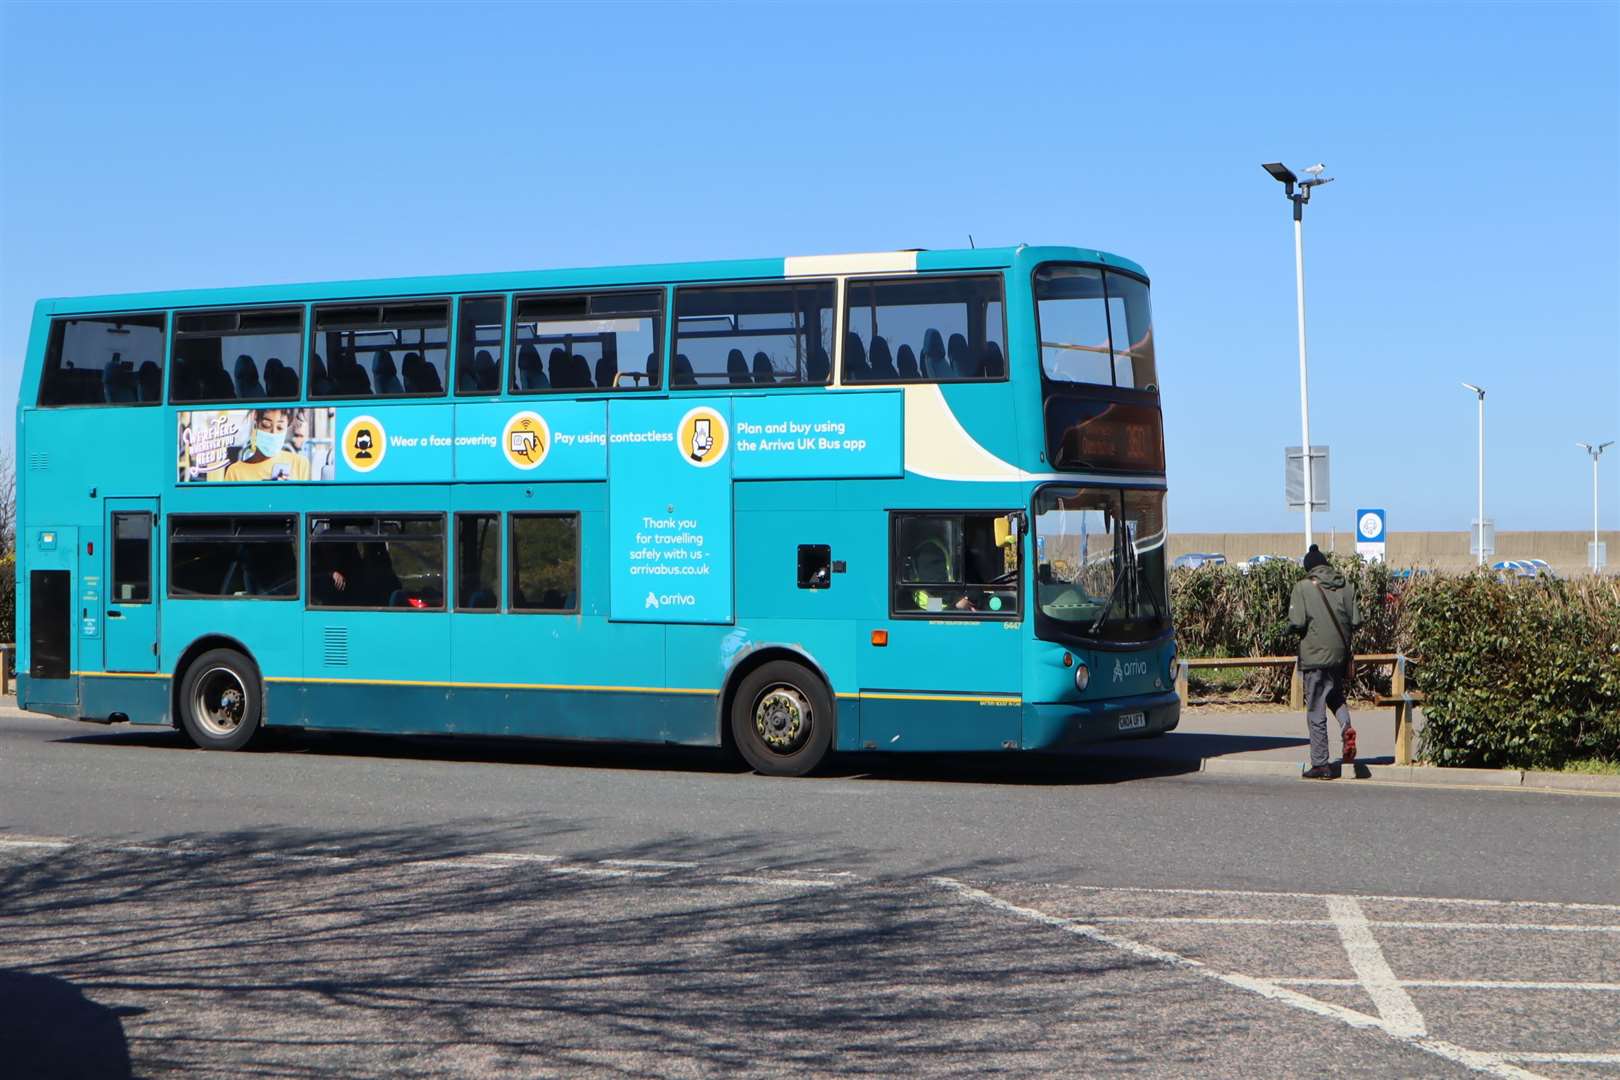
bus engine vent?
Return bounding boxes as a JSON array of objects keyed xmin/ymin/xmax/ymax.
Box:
[
  {"xmin": 28, "ymin": 452, "xmax": 49, "ymax": 472},
  {"xmin": 322, "ymin": 627, "xmax": 349, "ymax": 667}
]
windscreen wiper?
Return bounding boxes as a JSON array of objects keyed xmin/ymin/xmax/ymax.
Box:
[{"xmin": 1087, "ymin": 530, "xmax": 1132, "ymax": 635}]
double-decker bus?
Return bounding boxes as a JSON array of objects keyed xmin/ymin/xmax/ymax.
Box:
[{"xmin": 13, "ymin": 246, "xmax": 1176, "ymax": 776}]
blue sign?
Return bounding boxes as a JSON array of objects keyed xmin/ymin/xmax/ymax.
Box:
[
  {"xmin": 732, "ymin": 390, "xmax": 903, "ymax": 479},
  {"xmin": 454, "ymin": 401, "xmax": 607, "ymax": 481},
  {"xmin": 1355, "ymin": 508, "xmax": 1386, "ymax": 544},
  {"xmin": 608, "ymin": 398, "xmax": 733, "ymax": 623}
]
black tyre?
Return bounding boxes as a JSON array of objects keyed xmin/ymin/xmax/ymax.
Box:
[
  {"xmin": 177, "ymin": 648, "xmax": 263, "ymax": 751},
  {"xmin": 730, "ymin": 660, "xmax": 834, "ymax": 777}
]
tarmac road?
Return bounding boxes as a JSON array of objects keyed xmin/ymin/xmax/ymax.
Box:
[{"xmin": 2, "ymin": 707, "xmax": 1617, "ymax": 1078}]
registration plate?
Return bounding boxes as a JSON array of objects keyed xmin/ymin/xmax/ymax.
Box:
[{"xmin": 1117, "ymin": 712, "xmax": 1148, "ymax": 731}]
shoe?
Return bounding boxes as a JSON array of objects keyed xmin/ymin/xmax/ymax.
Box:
[
  {"xmin": 1342, "ymin": 727, "xmax": 1357, "ymax": 764},
  {"xmin": 1302, "ymin": 765, "xmax": 1334, "ymax": 780}
]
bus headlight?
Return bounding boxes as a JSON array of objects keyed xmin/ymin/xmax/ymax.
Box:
[
  {"xmin": 1167, "ymin": 647, "xmax": 1178, "ymax": 686},
  {"xmin": 1074, "ymin": 662, "xmax": 1090, "ymax": 692}
]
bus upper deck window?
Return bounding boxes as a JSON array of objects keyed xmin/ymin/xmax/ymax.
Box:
[
  {"xmin": 311, "ymin": 301, "xmax": 450, "ymax": 399},
  {"xmin": 171, "ymin": 308, "xmax": 304, "ymax": 404},
  {"xmin": 38, "ymin": 314, "xmax": 167, "ymax": 407}
]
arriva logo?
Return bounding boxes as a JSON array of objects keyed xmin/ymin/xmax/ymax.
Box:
[
  {"xmin": 645, "ymin": 591, "xmax": 697, "ymax": 610},
  {"xmin": 1113, "ymin": 658, "xmax": 1149, "ymax": 682}
]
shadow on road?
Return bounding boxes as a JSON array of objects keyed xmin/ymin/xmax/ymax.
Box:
[
  {"xmin": 0, "ymin": 969, "xmax": 135, "ymax": 1079},
  {"xmin": 52, "ymin": 725, "xmax": 1214, "ymax": 786},
  {"xmin": 0, "ymin": 822, "xmax": 1203, "ymax": 1077}
]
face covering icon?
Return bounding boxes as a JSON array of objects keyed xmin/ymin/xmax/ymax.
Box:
[
  {"xmin": 689, "ymin": 418, "xmax": 713, "ymax": 462},
  {"xmin": 353, "ymin": 429, "xmax": 374, "ymax": 459},
  {"xmin": 254, "ymin": 427, "xmax": 286, "ymax": 459}
]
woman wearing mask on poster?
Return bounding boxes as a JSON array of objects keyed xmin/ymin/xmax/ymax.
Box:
[{"xmin": 222, "ymin": 409, "xmax": 311, "ymax": 481}]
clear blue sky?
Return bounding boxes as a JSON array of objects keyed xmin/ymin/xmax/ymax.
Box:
[{"xmin": 2, "ymin": 1, "xmax": 1615, "ymax": 534}]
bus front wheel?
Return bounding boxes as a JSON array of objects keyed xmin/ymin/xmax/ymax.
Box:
[
  {"xmin": 730, "ymin": 661, "xmax": 833, "ymax": 777},
  {"xmin": 178, "ymin": 649, "xmax": 263, "ymax": 751}
]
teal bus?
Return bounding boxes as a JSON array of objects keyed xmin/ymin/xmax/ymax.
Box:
[{"xmin": 14, "ymin": 245, "xmax": 1176, "ymax": 775}]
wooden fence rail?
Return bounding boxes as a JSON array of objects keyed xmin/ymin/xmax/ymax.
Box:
[{"xmin": 1176, "ymin": 652, "xmax": 1419, "ymax": 765}]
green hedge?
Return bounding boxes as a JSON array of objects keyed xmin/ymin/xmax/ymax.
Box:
[
  {"xmin": 1169, "ymin": 560, "xmax": 1620, "ymax": 766},
  {"xmin": 1404, "ymin": 574, "xmax": 1620, "ymax": 768}
]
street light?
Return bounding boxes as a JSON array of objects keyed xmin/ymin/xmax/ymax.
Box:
[
  {"xmin": 1578, "ymin": 440, "xmax": 1614, "ymax": 571},
  {"xmin": 1263, "ymin": 161, "xmax": 1335, "ymax": 549},
  {"xmin": 1462, "ymin": 383, "xmax": 1486, "ymax": 566}
]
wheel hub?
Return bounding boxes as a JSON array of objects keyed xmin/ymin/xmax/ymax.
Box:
[
  {"xmin": 194, "ymin": 668, "xmax": 247, "ymax": 738},
  {"xmin": 754, "ymin": 687, "xmax": 811, "ymax": 754}
]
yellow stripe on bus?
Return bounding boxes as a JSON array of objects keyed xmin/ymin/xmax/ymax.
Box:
[
  {"xmin": 72, "ymin": 671, "xmax": 172, "ymax": 680},
  {"xmin": 261, "ymin": 675, "xmax": 717, "ymax": 695},
  {"xmin": 857, "ymin": 691, "xmax": 1021, "ymax": 705},
  {"xmin": 70, "ymin": 671, "xmax": 1019, "ymax": 706}
]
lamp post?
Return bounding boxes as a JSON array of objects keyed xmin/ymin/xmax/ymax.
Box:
[
  {"xmin": 1462, "ymin": 383, "xmax": 1486, "ymax": 566},
  {"xmin": 1578, "ymin": 440, "xmax": 1614, "ymax": 571},
  {"xmin": 1263, "ymin": 161, "xmax": 1334, "ymax": 550}
]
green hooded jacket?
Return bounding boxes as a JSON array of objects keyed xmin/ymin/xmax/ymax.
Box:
[{"xmin": 1287, "ymin": 565, "xmax": 1360, "ymax": 671}]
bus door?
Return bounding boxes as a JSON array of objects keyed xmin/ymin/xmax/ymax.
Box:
[{"xmin": 103, "ymin": 498, "xmax": 159, "ymax": 673}]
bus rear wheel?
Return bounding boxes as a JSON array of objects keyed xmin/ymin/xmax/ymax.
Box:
[
  {"xmin": 730, "ymin": 661, "xmax": 833, "ymax": 777},
  {"xmin": 178, "ymin": 649, "xmax": 263, "ymax": 751}
]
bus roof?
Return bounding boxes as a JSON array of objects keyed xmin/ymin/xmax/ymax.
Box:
[{"xmin": 36, "ymin": 244, "xmax": 1148, "ymax": 316}]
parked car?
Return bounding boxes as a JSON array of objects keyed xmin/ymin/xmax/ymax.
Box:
[
  {"xmin": 1237, "ymin": 554, "xmax": 1296, "ymax": 574},
  {"xmin": 1172, "ymin": 552, "xmax": 1226, "ymax": 569}
]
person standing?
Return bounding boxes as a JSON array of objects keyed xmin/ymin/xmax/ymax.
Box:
[{"xmin": 1288, "ymin": 545, "xmax": 1359, "ymax": 779}]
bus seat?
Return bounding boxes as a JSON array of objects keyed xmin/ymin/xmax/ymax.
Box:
[
  {"xmin": 673, "ymin": 354, "xmax": 695, "ymax": 386},
  {"xmin": 921, "ymin": 329, "xmax": 949, "ymax": 378},
  {"xmin": 234, "ymin": 354, "xmax": 266, "ymax": 399},
  {"xmin": 645, "ymin": 351, "xmax": 661, "ymax": 388},
  {"xmin": 547, "ymin": 348, "xmax": 570, "ymax": 388},
  {"xmin": 844, "ymin": 333, "xmax": 870, "ymax": 381},
  {"xmin": 809, "ymin": 345, "xmax": 830, "ymax": 383},
  {"xmin": 372, "ymin": 351, "xmax": 404, "ymax": 395},
  {"xmin": 264, "ymin": 358, "xmax": 297, "ymax": 398},
  {"xmin": 401, "ymin": 352, "xmax": 425, "ymax": 393},
  {"xmin": 516, "ymin": 345, "xmax": 546, "ymax": 390},
  {"xmin": 201, "ymin": 355, "xmax": 236, "ymax": 399},
  {"xmin": 420, "ymin": 357, "xmax": 444, "ymax": 394},
  {"xmin": 310, "ymin": 354, "xmax": 335, "ymax": 397},
  {"xmin": 751, "ymin": 351, "xmax": 775, "ymax": 383},
  {"xmin": 981, "ymin": 341, "xmax": 1005, "ymax": 377},
  {"xmin": 868, "ymin": 336, "xmax": 897, "ymax": 380},
  {"xmin": 469, "ymin": 349, "xmax": 497, "ymax": 391},
  {"xmin": 137, "ymin": 361, "xmax": 162, "ymax": 401},
  {"xmin": 897, "ymin": 343, "xmax": 919, "ymax": 380},
  {"xmin": 570, "ymin": 353, "xmax": 591, "ymax": 388},
  {"xmin": 727, "ymin": 349, "xmax": 751, "ymax": 384},
  {"xmin": 948, "ymin": 333, "xmax": 977, "ymax": 377},
  {"xmin": 467, "ymin": 588, "xmax": 496, "ymax": 609},
  {"xmin": 595, "ymin": 355, "xmax": 617, "ymax": 389}
]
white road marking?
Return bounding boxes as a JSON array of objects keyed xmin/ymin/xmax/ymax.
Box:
[
  {"xmin": 717, "ymin": 874, "xmax": 841, "ymax": 888},
  {"xmin": 1085, "ymin": 916, "xmax": 1620, "ymax": 933},
  {"xmin": 600, "ymin": 858, "xmax": 699, "ymax": 869},
  {"xmin": 1277, "ymin": 978, "xmax": 1620, "ymax": 992},
  {"xmin": 1492, "ymin": 1053, "xmax": 1620, "ymax": 1065},
  {"xmin": 932, "ymin": 877, "xmax": 1550, "ymax": 1080},
  {"xmin": 1328, "ymin": 895, "xmax": 1428, "ymax": 1037},
  {"xmin": 1041, "ymin": 881, "xmax": 1620, "ymax": 914}
]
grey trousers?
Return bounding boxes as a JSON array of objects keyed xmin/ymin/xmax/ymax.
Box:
[{"xmin": 1303, "ymin": 666, "xmax": 1353, "ymax": 768}]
